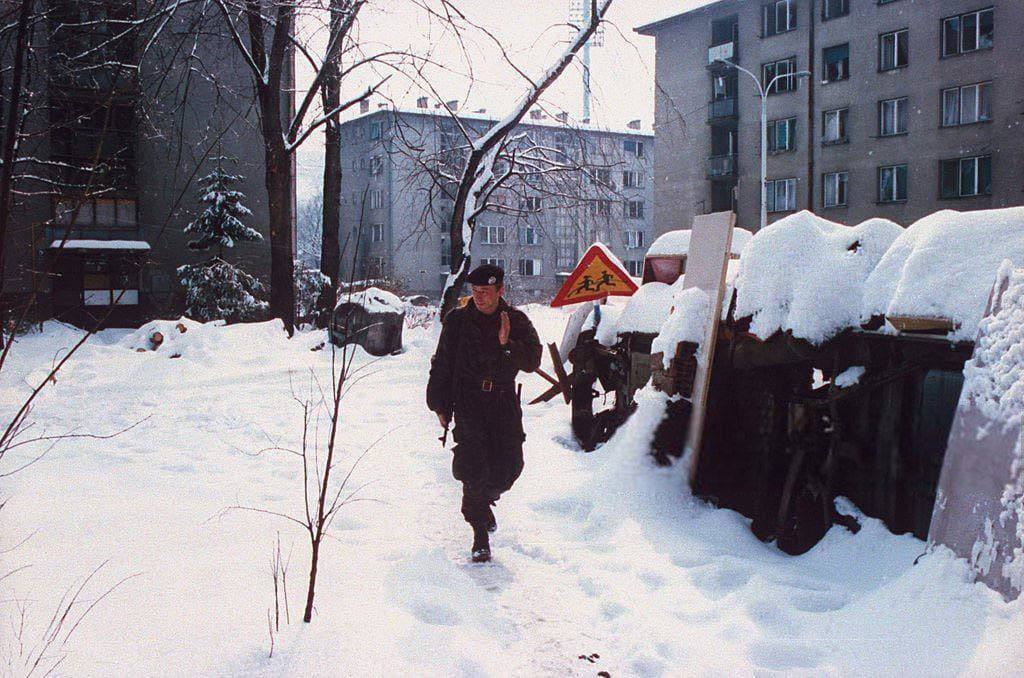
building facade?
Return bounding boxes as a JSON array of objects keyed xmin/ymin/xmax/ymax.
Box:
[
  {"xmin": 337, "ymin": 104, "xmax": 654, "ymax": 303},
  {"xmin": 1, "ymin": 1, "xmax": 289, "ymax": 328},
  {"xmin": 637, "ymin": 0, "xmax": 1024, "ymax": 236}
]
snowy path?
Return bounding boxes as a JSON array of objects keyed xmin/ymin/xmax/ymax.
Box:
[{"xmin": 1, "ymin": 309, "xmax": 1022, "ymax": 676}]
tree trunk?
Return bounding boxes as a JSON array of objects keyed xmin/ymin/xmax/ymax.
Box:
[
  {"xmin": 303, "ymin": 536, "xmax": 320, "ymax": 623},
  {"xmin": 315, "ymin": 0, "xmax": 343, "ymax": 328},
  {"xmin": 265, "ymin": 144, "xmax": 296, "ymax": 335},
  {"xmin": 0, "ymin": 0, "xmax": 33, "ymax": 350}
]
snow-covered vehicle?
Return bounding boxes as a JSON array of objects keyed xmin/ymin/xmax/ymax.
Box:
[
  {"xmin": 570, "ymin": 207, "xmax": 1024, "ymax": 557},
  {"xmin": 331, "ymin": 286, "xmax": 405, "ymax": 356}
]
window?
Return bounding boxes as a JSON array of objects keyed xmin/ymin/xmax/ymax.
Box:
[
  {"xmin": 370, "ymin": 120, "xmax": 382, "ymax": 140},
  {"xmin": 593, "ymin": 200, "xmax": 611, "ymax": 217},
  {"xmin": 763, "ymin": 58, "xmax": 797, "ymax": 94},
  {"xmin": 822, "ymin": 108, "xmax": 849, "ymax": 143},
  {"xmin": 823, "ymin": 44, "xmax": 849, "ymax": 82},
  {"xmin": 625, "ymin": 230, "xmax": 645, "ymax": 249},
  {"xmin": 880, "ymin": 29, "xmax": 909, "ymax": 70},
  {"xmin": 622, "ymin": 170, "xmax": 644, "ymax": 188},
  {"xmin": 370, "ymin": 257, "xmax": 386, "ymax": 277},
  {"xmin": 624, "ymin": 199, "xmax": 645, "ymax": 219},
  {"xmin": 370, "ymin": 224, "xmax": 384, "ymax": 242},
  {"xmin": 625, "ymin": 260, "xmax": 644, "ymax": 277},
  {"xmin": 879, "ymin": 97, "xmax": 908, "ymax": 136},
  {"xmin": 441, "ymin": 236, "xmax": 450, "ymax": 268},
  {"xmin": 623, "ymin": 139, "xmax": 644, "ymax": 158},
  {"xmin": 941, "ymin": 82, "xmax": 992, "ymax": 126},
  {"xmin": 823, "ymin": 172, "xmax": 848, "ymax": 207},
  {"xmin": 878, "ymin": 164, "xmax": 908, "ymax": 202},
  {"xmin": 370, "ymin": 155, "xmax": 383, "ymax": 176},
  {"xmin": 940, "ymin": 155, "xmax": 991, "ymax": 198},
  {"xmin": 54, "ymin": 197, "xmax": 136, "ymax": 231},
  {"xmin": 518, "ymin": 259, "xmax": 542, "ymax": 276},
  {"xmin": 82, "ymin": 259, "xmax": 138, "ymax": 306},
  {"xmin": 591, "ymin": 168, "xmax": 611, "ymax": 186},
  {"xmin": 519, "ymin": 225, "xmax": 539, "ymax": 246},
  {"xmin": 762, "ymin": 0, "xmax": 797, "ymax": 37},
  {"xmin": 481, "ymin": 225, "xmax": 505, "ymax": 245},
  {"xmin": 822, "ymin": 0, "xmax": 848, "ymax": 20},
  {"xmin": 522, "ymin": 196, "xmax": 542, "ymax": 212},
  {"xmin": 481, "ymin": 257, "xmax": 506, "ymax": 270},
  {"xmin": 369, "ymin": 189, "xmax": 383, "ymax": 209},
  {"xmin": 766, "ymin": 178, "xmax": 796, "ymax": 212},
  {"xmin": 943, "ymin": 8, "xmax": 994, "ymax": 57},
  {"xmin": 768, "ymin": 117, "xmax": 797, "ymax": 152}
]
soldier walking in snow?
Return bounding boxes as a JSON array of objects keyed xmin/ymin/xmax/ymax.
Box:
[{"xmin": 427, "ymin": 264, "xmax": 542, "ymax": 562}]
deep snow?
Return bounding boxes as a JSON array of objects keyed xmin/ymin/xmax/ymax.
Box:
[{"xmin": 1, "ymin": 307, "xmax": 1023, "ymax": 676}]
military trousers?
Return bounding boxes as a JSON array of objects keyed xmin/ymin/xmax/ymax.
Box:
[{"xmin": 451, "ymin": 387, "xmax": 526, "ymax": 529}]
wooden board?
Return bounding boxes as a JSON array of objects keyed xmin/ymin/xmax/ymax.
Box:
[
  {"xmin": 680, "ymin": 211, "xmax": 736, "ymax": 484},
  {"xmin": 927, "ymin": 268, "xmax": 1023, "ymax": 601},
  {"xmin": 887, "ymin": 314, "xmax": 957, "ymax": 332}
]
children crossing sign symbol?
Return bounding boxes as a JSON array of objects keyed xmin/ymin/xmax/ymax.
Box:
[{"xmin": 551, "ymin": 243, "xmax": 639, "ymax": 307}]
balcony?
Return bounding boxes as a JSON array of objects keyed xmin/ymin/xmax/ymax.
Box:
[
  {"xmin": 706, "ymin": 154, "xmax": 737, "ymax": 178},
  {"xmin": 707, "ymin": 97, "xmax": 738, "ymax": 123},
  {"xmin": 707, "ymin": 41, "xmax": 737, "ymax": 67}
]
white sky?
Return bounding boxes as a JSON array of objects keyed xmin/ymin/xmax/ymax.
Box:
[{"xmin": 295, "ymin": 0, "xmax": 690, "ymax": 194}]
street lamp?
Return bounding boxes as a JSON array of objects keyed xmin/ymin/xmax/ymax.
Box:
[{"xmin": 715, "ymin": 58, "xmax": 810, "ymax": 231}]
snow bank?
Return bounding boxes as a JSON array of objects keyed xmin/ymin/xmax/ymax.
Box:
[
  {"xmin": 120, "ymin": 317, "xmax": 294, "ymax": 360},
  {"xmin": 607, "ymin": 282, "xmax": 675, "ymax": 337},
  {"xmin": 342, "ymin": 286, "xmax": 405, "ymax": 314},
  {"xmin": 651, "ymin": 288, "xmax": 710, "ymax": 367},
  {"xmin": 960, "ymin": 262, "xmax": 1024, "ymax": 427},
  {"xmin": 646, "ymin": 227, "xmax": 752, "ymax": 258},
  {"xmin": 733, "ymin": 211, "xmax": 902, "ymax": 343},
  {"xmin": 863, "ymin": 207, "xmax": 1024, "ymax": 340}
]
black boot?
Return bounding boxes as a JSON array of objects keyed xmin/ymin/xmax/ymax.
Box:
[{"xmin": 471, "ymin": 525, "xmax": 491, "ymax": 563}]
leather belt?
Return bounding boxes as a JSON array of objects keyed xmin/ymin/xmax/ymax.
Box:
[{"xmin": 479, "ymin": 380, "xmax": 515, "ymax": 392}]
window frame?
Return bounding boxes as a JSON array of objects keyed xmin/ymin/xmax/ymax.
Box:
[
  {"xmin": 878, "ymin": 97, "xmax": 908, "ymax": 136},
  {"xmin": 766, "ymin": 177, "xmax": 797, "ymax": 213},
  {"xmin": 941, "ymin": 7, "xmax": 994, "ymax": 58},
  {"xmin": 823, "ymin": 43, "xmax": 850, "ymax": 83},
  {"xmin": 625, "ymin": 230, "xmax": 645, "ymax": 249},
  {"xmin": 941, "ymin": 81, "xmax": 992, "ymax": 127},
  {"xmin": 762, "ymin": 0, "xmax": 797, "ymax": 37},
  {"xmin": 624, "ymin": 199, "xmax": 645, "ymax": 219},
  {"xmin": 822, "ymin": 171, "xmax": 848, "ymax": 208},
  {"xmin": 622, "ymin": 170, "xmax": 644, "ymax": 189},
  {"xmin": 767, "ymin": 117, "xmax": 797, "ymax": 153},
  {"xmin": 481, "ymin": 224, "xmax": 506, "ymax": 245},
  {"xmin": 877, "ymin": 164, "xmax": 908, "ymax": 203},
  {"xmin": 879, "ymin": 29, "xmax": 909, "ymax": 71},
  {"xmin": 821, "ymin": 0, "xmax": 849, "ymax": 21},
  {"xmin": 517, "ymin": 258, "xmax": 542, "ymax": 277},
  {"xmin": 762, "ymin": 57, "xmax": 798, "ymax": 95},
  {"xmin": 519, "ymin": 225, "xmax": 539, "ymax": 246},
  {"xmin": 822, "ymin": 107, "xmax": 849, "ymax": 144},
  {"xmin": 939, "ymin": 155, "xmax": 992, "ymax": 198}
]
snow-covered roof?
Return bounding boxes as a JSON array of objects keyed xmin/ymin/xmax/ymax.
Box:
[
  {"xmin": 733, "ymin": 211, "xmax": 903, "ymax": 344},
  {"xmin": 345, "ymin": 105, "xmax": 654, "ymax": 138},
  {"xmin": 863, "ymin": 207, "xmax": 1024, "ymax": 340},
  {"xmin": 49, "ymin": 239, "xmax": 151, "ymax": 251},
  {"xmin": 646, "ymin": 227, "xmax": 752, "ymax": 258}
]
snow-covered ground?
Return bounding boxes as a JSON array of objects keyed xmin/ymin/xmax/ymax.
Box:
[{"xmin": 2, "ymin": 306, "xmax": 1023, "ymax": 676}]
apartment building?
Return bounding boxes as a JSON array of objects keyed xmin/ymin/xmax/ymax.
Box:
[
  {"xmin": 337, "ymin": 102, "xmax": 654, "ymax": 302},
  {"xmin": 637, "ymin": 0, "xmax": 1024, "ymax": 235},
  {"xmin": 1, "ymin": 1, "xmax": 288, "ymax": 327}
]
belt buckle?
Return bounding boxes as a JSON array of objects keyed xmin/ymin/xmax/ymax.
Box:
[{"xmin": 481, "ymin": 380, "xmax": 493, "ymax": 392}]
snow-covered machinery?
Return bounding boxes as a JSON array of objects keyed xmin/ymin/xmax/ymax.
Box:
[
  {"xmin": 331, "ymin": 287, "xmax": 405, "ymax": 356},
  {"xmin": 566, "ymin": 207, "xmax": 1024, "ymax": 574}
]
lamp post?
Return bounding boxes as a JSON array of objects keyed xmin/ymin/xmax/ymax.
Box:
[{"xmin": 715, "ymin": 58, "xmax": 810, "ymax": 231}]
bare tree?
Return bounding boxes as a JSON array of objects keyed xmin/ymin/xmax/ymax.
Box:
[
  {"xmin": 420, "ymin": 0, "xmax": 614, "ymax": 317},
  {"xmin": 208, "ymin": 0, "xmax": 398, "ymax": 335}
]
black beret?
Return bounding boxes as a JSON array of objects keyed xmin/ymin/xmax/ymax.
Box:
[{"xmin": 466, "ymin": 263, "xmax": 504, "ymax": 286}]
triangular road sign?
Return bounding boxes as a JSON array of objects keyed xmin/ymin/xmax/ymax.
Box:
[{"xmin": 551, "ymin": 243, "xmax": 639, "ymax": 307}]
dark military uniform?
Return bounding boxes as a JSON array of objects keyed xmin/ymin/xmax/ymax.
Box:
[{"xmin": 426, "ymin": 298, "xmax": 542, "ymax": 530}]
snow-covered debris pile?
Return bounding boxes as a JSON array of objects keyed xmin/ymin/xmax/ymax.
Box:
[
  {"xmin": 960, "ymin": 262, "xmax": 1024, "ymax": 426},
  {"xmin": 863, "ymin": 207, "xmax": 1024, "ymax": 340},
  {"xmin": 651, "ymin": 287, "xmax": 710, "ymax": 367},
  {"xmin": 120, "ymin": 317, "xmax": 291, "ymax": 359},
  {"xmin": 646, "ymin": 227, "xmax": 752, "ymax": 258},
  {"xmin": 121, "ymin": 317, "xmax": 207, "ymax": 353},
  {"xmin": 733, "ymin": 211, "xmax": 902, "ymax": 344},
  {"xmin": 596, "ymin": 281, "xmax": 675, "ymax": 345},
  {"xmin": 341, "ymin": 286, "xmax": 404, "ymax": 314}
]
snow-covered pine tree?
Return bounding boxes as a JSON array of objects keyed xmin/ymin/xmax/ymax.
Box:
[
  {"xmin": 184, "ymin": 157, "xmax": 262, "ymax": 255},
  {"xmin": 178, "ymin": 156, "xmax": 268, "ymax": 322}
]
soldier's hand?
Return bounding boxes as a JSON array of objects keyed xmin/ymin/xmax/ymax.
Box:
[
  {"xmin": 437, "ymin": 412, "xmax": 448, "ymax": 428},
  {"xmin": 498, "ymin": 311, "xmax": 510, "ymax": 345}
]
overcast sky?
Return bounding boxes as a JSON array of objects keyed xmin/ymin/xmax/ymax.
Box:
[{"xmin": 295, "ymin": 0, "xmax": 692, "ymax": 194}]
